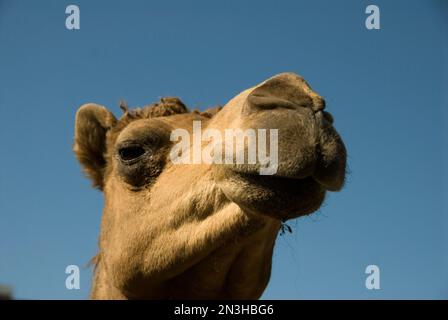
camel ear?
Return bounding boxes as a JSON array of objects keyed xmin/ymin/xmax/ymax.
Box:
[{"xmin": 74, "ymin": 103, "xmax": 117, "ymax": 190}]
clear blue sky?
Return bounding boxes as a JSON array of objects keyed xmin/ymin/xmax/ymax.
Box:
[{"xmin": 0, "ymin": 0, "xmax": 447, "ymax": 299}]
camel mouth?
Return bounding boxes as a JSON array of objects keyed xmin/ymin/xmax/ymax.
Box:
[
  {"xmin": 219, "ymin": 171, "xmax": 327, "ymax": 220},
  {"xmin": 244, "ymin": 171, "xmax": 334, "ymax": 192},
  {"xmin": 231, "ymin": 156, "xmax": 345, "ymax": 192}
]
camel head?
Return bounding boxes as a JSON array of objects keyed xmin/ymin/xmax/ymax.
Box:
[{"xmin": 73, "ymin": 72, "xmax": 346, "ymax": 299}]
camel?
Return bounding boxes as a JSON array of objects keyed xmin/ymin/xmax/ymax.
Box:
[{"xmin": 73, "ymin": 72, "xmax": 347, "ymax": 299}]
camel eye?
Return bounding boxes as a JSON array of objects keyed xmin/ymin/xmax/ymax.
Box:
[{"xmin": 118, "ymin": 145, "xmax": 146, "ymax": 162}]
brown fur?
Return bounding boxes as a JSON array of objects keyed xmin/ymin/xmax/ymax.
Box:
[{"xmin": 73, "ymin": 73, "xmax": 347, "ymax": 299}]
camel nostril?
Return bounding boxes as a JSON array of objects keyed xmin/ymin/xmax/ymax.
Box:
[{"xmin": 247, "ymin": 94, "xmax": 299, "ymax": 111}]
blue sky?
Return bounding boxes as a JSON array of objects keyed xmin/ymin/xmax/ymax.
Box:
[{"xmin": 0, "ymin": 0, "xmax": 447, "ymax": 299}]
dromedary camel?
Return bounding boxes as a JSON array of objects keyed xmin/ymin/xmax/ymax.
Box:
[{"xmin": 73, "ymin": 72, "xmax": 346, "ymax": 299}]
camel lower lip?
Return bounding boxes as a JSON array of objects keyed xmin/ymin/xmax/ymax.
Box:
[{"xmin": 223, "ymin": 172, "xmax": 327, "ymax": 220}]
